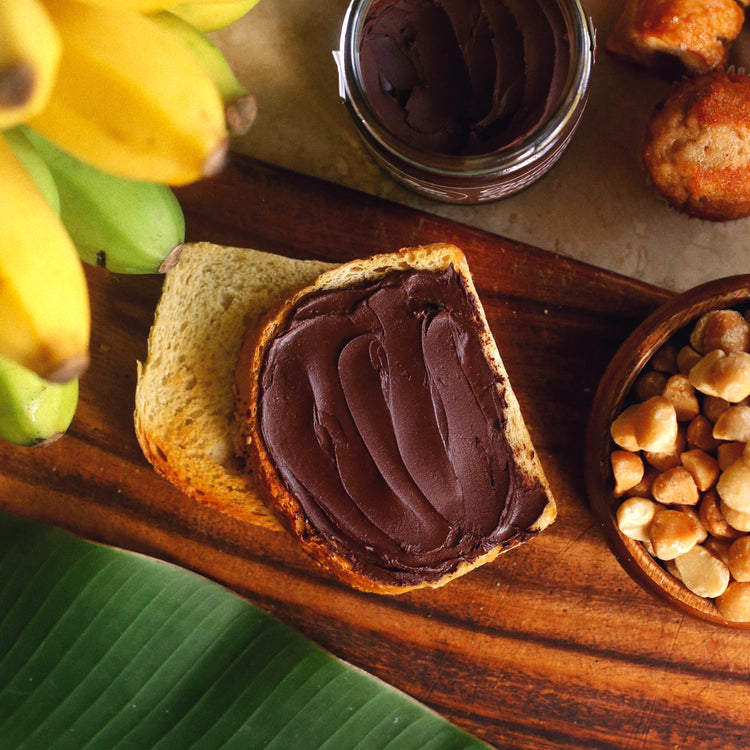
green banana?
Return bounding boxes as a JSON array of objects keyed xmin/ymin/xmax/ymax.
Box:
[
  {"xmin": 149, "ymin": 10, "xmax": 257, "ymax": 136},
  {"xmin": 22, "ymin": 126, "xmax": 185, "ymax": 274},
  {"xmin": 3, "ymin": 126, "xmax": 60, "ymax": 214},
  {"xmin": 0, "ymin": 354, "xmax": 78, "ymax": 446}
]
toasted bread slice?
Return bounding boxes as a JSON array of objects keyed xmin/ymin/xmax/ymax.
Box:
[
  {"xmin": 134, "ymin": 242, "xmax": 334, "ymax": 531},
  {"xmin": 235, "ymin": 243, "xmax": 556, "ymax": 594}
]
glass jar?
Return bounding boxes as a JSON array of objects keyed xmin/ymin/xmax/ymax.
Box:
[{"xmin": 334, "ymin": 0, "xmax": 596, "ymax": 204}]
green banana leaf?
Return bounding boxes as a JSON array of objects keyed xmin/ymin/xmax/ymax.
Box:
[{"xmin": 0, "ymin": 512, "xmax": 490, "ymax": 750}]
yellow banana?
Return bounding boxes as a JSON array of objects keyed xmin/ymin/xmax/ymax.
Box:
[
  {"xmin": 170, "ymin": 0, "xmax": 261, "ymax": 32},
  {"xmin": 150, "ymin": 11, "xmax": 257, "ymax": 136},
  {"xmin": 0, "ymin": 0, "xmax": 61, "ymax": 129},
  {"xmin": 0, "ymin": 134, "xmax": 90, "ymax": 382},
  {"xmin": 30, "ymin": 0, "xmax": 228, "ymax": 186}
]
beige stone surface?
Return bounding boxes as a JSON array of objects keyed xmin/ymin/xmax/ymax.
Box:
[{"xmin": 212, "ymin": 0, "xmax": 750, "ymax": 293}]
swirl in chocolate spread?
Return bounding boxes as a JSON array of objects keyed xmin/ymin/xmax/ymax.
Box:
[
  {"xmin": 358, "ymin": 0, "xmax": 570, "ymax": 156},
  {"xmin": 257, "ymin": 267, "xmax": 549, "ymax": 587}
]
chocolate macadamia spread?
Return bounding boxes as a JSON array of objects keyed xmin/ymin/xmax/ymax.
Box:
[
  {"xmin": 257, "ymin": 267, "xmax": 550, "ymax": 587},
  {"xmin": 358, "ymin": 0, "xmax": 570, "ymax": 156}
]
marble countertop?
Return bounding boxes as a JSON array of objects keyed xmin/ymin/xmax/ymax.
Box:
[{"xmin": 212, "ymin": 0, "xmax": 750, "ymax": 293}]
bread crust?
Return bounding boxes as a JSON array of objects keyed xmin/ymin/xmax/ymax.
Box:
[{"xmin": 235, "ymin": 243, "xmax": 556, "ymax": 594}]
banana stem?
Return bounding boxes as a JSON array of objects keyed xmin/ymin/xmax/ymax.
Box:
[
  {"xmin": 158, "ymin": 243, "xmax": 184, "ymax": 273},
  {"xmin": 0, "ymin": 63, "xmax": 35, "ymax": 107},
  {"xmin": 47, "ymin": 353, "xmax": 89, "ymax": 384},
  {"xmin": 225, "ymin": 92, "xmax": 257, "ymax": 136}
]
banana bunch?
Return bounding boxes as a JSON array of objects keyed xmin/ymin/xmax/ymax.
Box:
[{"xmin": 0, "ymin": 0, "xmax": 259, "ymax": 446}]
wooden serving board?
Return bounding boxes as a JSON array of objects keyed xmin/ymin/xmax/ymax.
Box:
[{"xmin": 2, "ymin": 152, "xmax": 747, "ymax": 750}]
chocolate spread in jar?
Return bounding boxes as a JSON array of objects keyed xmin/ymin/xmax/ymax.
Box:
[
  {"xmin": 357, "ymin": 0, "xmax": 570, "ymax": 157},
  {"xmin": 257, "ymin": 266, "xmax": 550, "ymax": 587}
]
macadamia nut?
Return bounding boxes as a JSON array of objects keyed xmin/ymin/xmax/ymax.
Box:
[
  {"xmin": 663, "ymin": 374, "xmax": 700, "ymax": 421},
  {"xmin": 651, "ymin": 342, "xmax": 679, "ymax": 373},
  {"xmin": 717, "ymin": 441, "xmax": 745, "ymax": 470},
  {"xmin": 622, "ymin": 465, "xmax": 657, "ymax": 499},
  {"xmin": 677, "ymin": 345, "xmax": 702, "ymax": 375},
  {"xmin": 699, "ymin": 489, "xmax": 743, "ymax": 540},
  {"xmin": 680, "ymin": 449, "xmax": 720, "ymax": 492},
  {"xmin": 702, "ymin": 395, "xmax": 731, "ymax": 424},
  {"xmin": 713, "ymin": 405, "xmax": 750, "ymax": 442},
  {"xmin": 610, "ymin": 403, "xmax": 640, "ymax": 452},
  {"xmin": 689, "ymin": 350, "xmax": 750, "ymax": 402},
  {"xmin": 633, "ymin": 370, "xmax": 668, "ymax": 402},
  {"xmin": 721, "ymin": 500, "xmax": 750, "ymax": 533},
  {"xmin": 716, "ymin": 581, "xmax": 750, "ymax": 622},
  {"xmin": 643, "ymin": 428, "xmax": 685, "ymax": 471},
  {"xmin": 649, "ymin": 508, "xmax": 705, "ymax": 560},
  {"xmin": 701, "ymin": 309, "xmax": 750, "ymax": 354},
  {"xmin": 652, "ymin": 466, "xmax": 700, "ymax": 505},
  {"xmin": 686, "ymin": 414, "xmax": 720, "ymax": 452},
  {"xmin": 633, "ymin": 396, "xmax": 679, "ymax": 453},
  {"xmin": 673, "ymin": 544, "xmax": 730, "ymax": 598},
  {"xmin": 690, "ymin": 313, "xmax": 711, "ymax": 353},
  {"xmin": 717, "ymin": 458, "xmax": 750, "ymax": 513},
  {"xmin": 616, "ymin": 496, "xmax": 659, "ymax": 542},
  {"xmin": 728, "ymin": 536, "xmax": 750, "ymax": 582},
  {"xmin": 611, "ymin": 450, "xmax": 644, "ymax": 497},
  {"xmin": 703, "ymin": 535, "xmax": 734, "ymax": 566}
]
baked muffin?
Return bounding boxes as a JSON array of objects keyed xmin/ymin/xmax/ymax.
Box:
[
  {"xmin": 642, "ymin": 71, "xmax": 750, "ymax": 221},
  {"xmin": 607, "ymin": 0, "xmax": 745, "ymax": 78}
]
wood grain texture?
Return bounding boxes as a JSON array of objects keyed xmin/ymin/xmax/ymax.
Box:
[{"xmin": 3, "ymin": 153, "xmax": 749, "ymax": 750}]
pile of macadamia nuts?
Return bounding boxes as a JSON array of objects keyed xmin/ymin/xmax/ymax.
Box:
[{"xmin": 610, "ymin": 306, "xmax": 750, "ymax": 622}]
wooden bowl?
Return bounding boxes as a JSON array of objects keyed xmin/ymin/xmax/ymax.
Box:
[{"xmin": 585, "ymin": 275, "xmax": 750, "ymax": 627}]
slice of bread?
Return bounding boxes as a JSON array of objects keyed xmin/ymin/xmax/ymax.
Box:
[
  {"xmin": 235, "ymin": 243, "xmax": 557, "ymax": 594},
  {"xmin": 134, "ymin": 242, "xmax": 334, "ymax": 531}
]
